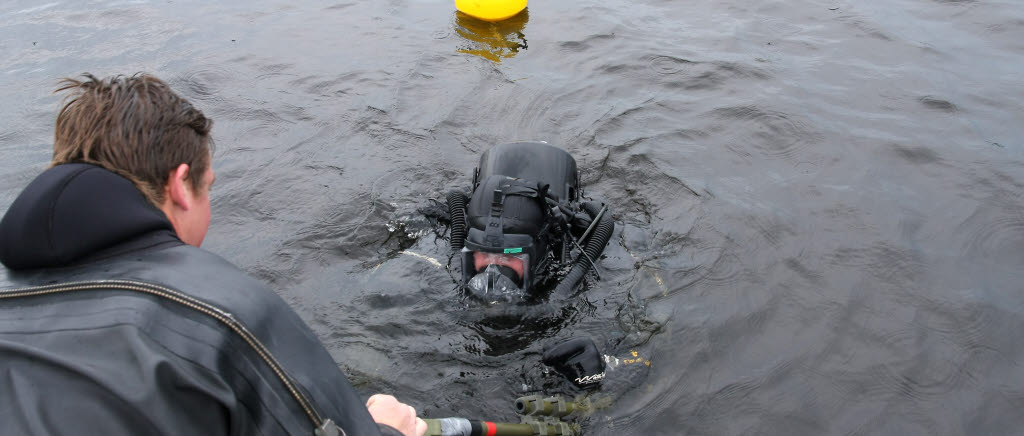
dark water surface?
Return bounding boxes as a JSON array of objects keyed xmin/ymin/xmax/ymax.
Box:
[{"xmin": 3, "ymin": 0, "xmax": 1024, "ymax": 434}]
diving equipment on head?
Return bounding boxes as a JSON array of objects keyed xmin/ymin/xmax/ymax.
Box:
[{"xmin": 447, "ymin": 142, "xmax": 615, "ymax": 301}]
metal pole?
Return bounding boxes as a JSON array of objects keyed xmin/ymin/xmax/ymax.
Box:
[
  {"xmin": 575, "ymin": 205, "xmax": 607, "ymax": 246},
  {"xmin": 424, "ymin": 418, "xmax": 577, "ymax": 436}
]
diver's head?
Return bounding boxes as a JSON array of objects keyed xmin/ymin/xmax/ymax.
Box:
[{"xmin": 454, "ymin": 142, "xmax": 581, "ymax": 301}]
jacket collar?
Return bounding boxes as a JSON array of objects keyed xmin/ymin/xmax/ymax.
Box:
[{"xmin": 0, "ymin": 163, "xmax": 180, "ymax": 270}]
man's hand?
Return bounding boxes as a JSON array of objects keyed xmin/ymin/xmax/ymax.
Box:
[{"xmin": 366, "ymin": 394, "xmax": 427, "ymax": 436}]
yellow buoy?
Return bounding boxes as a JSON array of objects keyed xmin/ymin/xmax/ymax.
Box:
[{"xmin": 455, "ymin": 0, "xmax": 527, "ymax": 22}]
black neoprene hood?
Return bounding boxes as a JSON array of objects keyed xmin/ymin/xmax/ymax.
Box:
[{"xmin": 0, "ymin": 163, "xmax": 175, "ymax": 270}]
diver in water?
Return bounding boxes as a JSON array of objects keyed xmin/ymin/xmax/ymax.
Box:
[
  {"xmin": 416, "ymin": 143, "xmax": 642, "ymax": 435},
  {"xmin": 446, "ymin": 141, "xmax": 615, "ymax": 303}
]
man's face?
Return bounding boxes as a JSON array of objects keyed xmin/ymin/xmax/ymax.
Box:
[{"xmin": 179, "ymin": 165, "xmax": 214, "ymax": 247}]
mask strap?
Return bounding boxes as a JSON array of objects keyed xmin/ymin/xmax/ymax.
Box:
[{"xmin": 484, "ymin": 188, "xmax": 505, "ymax": 247}]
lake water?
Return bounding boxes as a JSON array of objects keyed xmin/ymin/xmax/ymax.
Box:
[{"xmin": 2, "ymin": 0, "xmax": 1023, "ymax": 434}]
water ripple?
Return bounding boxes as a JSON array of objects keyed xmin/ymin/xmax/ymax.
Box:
[
  {"xmin": 172, "ymin": 67, "xmax": 237, "ymax": 102},
  {"xmin": 647, "ymin": 55, "xmax": 693, "ymax": 75},
  {"xmin": 957, "ymin": 203, "xmax": 1024, "ymax": 263},
  {"xmin": 653, "ymin": 59, "xmax": 772, "ymax": 91},
  {"xmin": 823, "ymin": 242, "xmax": 927, "ymax": 286},
  {"xmin": 710, "ymin": 105, "xmax": 823, "ymax": 163}
]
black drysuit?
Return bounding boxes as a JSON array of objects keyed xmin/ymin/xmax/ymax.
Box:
[{"xmin": 0, "ymin": 163, "xmax": 401, "ymax": 436}]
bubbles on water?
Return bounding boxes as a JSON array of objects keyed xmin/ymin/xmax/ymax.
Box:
[{"xmin": 386, "ymin": 217, "xmax": 431, "ymax": 240}]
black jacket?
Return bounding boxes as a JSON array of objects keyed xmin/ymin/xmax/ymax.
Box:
[{"xmin": 0, "ymin": 164, "xmax": 400, "ymax": 436}]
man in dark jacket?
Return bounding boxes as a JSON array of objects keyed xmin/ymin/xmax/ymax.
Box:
[{"xmin": 0, "ymin": 74, "xmax": 426, "ymax": 436}]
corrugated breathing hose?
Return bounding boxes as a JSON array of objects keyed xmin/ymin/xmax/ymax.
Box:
[
  {"xmin": 553, "ymin": 201, "xmax": 613, "ymax": 297},
  {"xmin": 447, "ymin": 190, "xmax": 469, "ymax": 251}
]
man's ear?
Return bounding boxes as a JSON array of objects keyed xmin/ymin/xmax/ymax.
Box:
[{"xmin": 166, "ymin": 163, "xmax": 193, "ymax": 211}]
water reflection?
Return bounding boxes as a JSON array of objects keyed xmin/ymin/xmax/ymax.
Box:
[{"xmin": 454, "ymin": 9, "xmax": 529, "ymax": 62}]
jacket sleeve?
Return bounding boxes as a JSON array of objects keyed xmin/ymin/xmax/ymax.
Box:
[{"xmin": 378, "ymin": 424, "xmax": 406, "ymax": 436}]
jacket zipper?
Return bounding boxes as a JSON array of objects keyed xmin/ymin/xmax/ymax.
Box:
[{"xmin": 0, "ymin": 279, "xmax": 341, "ymax": 435}]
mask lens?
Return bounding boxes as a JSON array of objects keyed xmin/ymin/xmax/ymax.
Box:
[
  {"xmin": 473, "ymin": 251, "xmax": 526, "ymax": 278},
  {"xmin": 467, "ymin": 265, "xmax": 525, "ymax": 302}
]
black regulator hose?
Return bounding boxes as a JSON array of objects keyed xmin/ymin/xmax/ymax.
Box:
[
  {"xmin": 554, "ymin": 201, "xmax": 614, "ymax": 297},
  {"xmin": 447, "ymin": 190, "xmax": 469, "ymax": 251}
]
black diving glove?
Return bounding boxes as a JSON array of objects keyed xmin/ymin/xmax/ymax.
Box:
[{"xmin": 542, "ymin": 337, "xmax": 606, "ymax": 388}]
